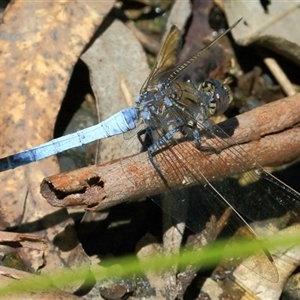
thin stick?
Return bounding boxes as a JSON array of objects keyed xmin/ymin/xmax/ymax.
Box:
[{"xmin": 264, "ymin": 57, "xmax": 296, "ymax": 97}]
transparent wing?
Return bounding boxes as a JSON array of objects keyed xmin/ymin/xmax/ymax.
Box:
[
  {"xmin": 149, "ymin": 103, "xmax": 299, "ymax": 224},
  {"xmin": 121, "ymin": 121, "xmax": 147, "ymax": 159},
  {"xmin": 141, "ymin": 25, "xmax": 182, "ymax": 92},
  {"xmin": 163, "ymin": 19, "xmax": 241, "ymax": 84}
]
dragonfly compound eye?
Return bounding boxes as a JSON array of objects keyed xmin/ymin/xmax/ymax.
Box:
[
  {"xmin": 199, "ymin": 79, "xmax": 233, "ymax": 116},
  {"xmin": 213, "ymin": 83, "xmax": 233, "ymax": 115},
  {"xmin": 221, "ymin": 84, "xmax": 233, "ymax": 104}
]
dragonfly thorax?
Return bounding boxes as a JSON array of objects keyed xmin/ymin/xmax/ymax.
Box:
[{"xmin": 135, "ymin": 82, "xmax": 181, "ymax": 126}]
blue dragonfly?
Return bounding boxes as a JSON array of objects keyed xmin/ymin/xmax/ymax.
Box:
[{"xmin": 0, "ymin": 21, "xmax": 239, "ymax": 173}]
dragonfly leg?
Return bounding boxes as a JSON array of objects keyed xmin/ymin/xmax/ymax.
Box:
[
  {"xmin": 190, "ymin": 122, "xmax": 221, "ymax": 154},
  {"xmin": 148, "ymin": 150, "xmax": 168, "ymax": 185},
  {"xmin": 148, "ymin": 127, "xmax": 182, "ymax": 185},
  {"xmin": 137, "ymin": 128, "xmax": 153, "ymax": 152},
  {"xmin": 137, "ymin": 128, "xmax": 147, "ymax": 147}
]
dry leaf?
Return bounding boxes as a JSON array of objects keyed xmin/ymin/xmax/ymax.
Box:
[
  {"xmin": 0, "ymin": 232, "xmax": 46, "ymax": 250},
  {"xmin": 233, "ymin": 224, "xmax": 300, "ymax": 300},
  {"xmin": 164, "ymin": 0, "xmax": 191, "ymax": 35},
  {"xmin": 224, "ymin": 1, "xmax": 300, "ymax": 46},
  {"xmin": 0, "ymin": 0, "xmax": 114, "ymax": 226},
  {"xmin": 0, "ymin": 0, "xmax": 114, "ymax": 290}
]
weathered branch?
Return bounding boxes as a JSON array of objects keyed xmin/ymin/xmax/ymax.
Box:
[{"xmin": 41, "ymin": 94, "xmax": 300, "ymax": 210}]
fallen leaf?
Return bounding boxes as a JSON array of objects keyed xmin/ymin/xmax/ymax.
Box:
[
  {"xmin": 224, "ymin": 1, "xmax": 300, "ymax": 46},
  {"xmin": 232, "ymin": 223, "xmax": 300, "ymax": 299},
  {"xmin": 0, "ymin": 0, "xmax": 114, "ymax": 289},
  {"xmin": 0, "ymin": 231, "xmax": 46, "ymax": 250}
]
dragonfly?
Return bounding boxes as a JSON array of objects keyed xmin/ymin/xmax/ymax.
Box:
[
  {"xmin": 1, "ymin": 19, "xmax": 300, "ymax": 282},
  {"xmin": 0, "ymin": 21, "xmax": 239, "ymax": 172}
]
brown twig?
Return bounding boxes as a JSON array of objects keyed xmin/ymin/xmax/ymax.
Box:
[
  {"xmin": 41, "ymin": 94, "xmax": 300, "ymax": 210},
  {"xmin": 264, "ymin": 57, "xmax": 296, "ymax": 97}
]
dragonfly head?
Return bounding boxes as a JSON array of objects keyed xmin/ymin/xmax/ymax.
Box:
[{"xmin": 199, "ymin": 79, "xmax": 233, "ymax": 117}]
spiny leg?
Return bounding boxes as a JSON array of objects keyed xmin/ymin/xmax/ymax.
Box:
[{"xmin": 147, "ymin": 127, "xmax": 182, "ymax": 185}]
